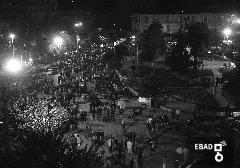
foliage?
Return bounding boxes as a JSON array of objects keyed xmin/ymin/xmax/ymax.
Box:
[
  {"xmin": 103, "ymin": 44, "xmax": 127, "ymax": 70},
  {"xmin": 223, "ymin": 49, "xmax": 240, "ymax": 96},
  {"xmin": 166, "ymin": 26, "xmax": 193, "ymax": 76},
  {"xmin": 166, "ymin": 23, "xmax": 210, "ymax": 74},
  {"xmin": 11, "ymin": 99, "xmax": 69, "ymax": 133},
  {"xmin": 139, "ymin": 21, "xmax": 166, "ymax": 61},
  {"xmin": 186, "ymin": 23, "xmax": 210, "ymax": 68},
  {"xmin": 0, "ymin": 131, "xmax": 95, "ymax": 168}
]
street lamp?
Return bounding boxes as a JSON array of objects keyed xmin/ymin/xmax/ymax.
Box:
[
  {"xmin": 5, "ymin": 58, "xmax": 23, "ymax": 73},
  {"xmin": 9, "ymin": 33, "xmax": 15, "ymax": 58},
  {"xmin": 53, "ymin": 36, "xmax": 64, "ymax": 47},
  {"xmin": 74, "ymin": 22, "xmax": 82, "ymax": 27},
  {"xmin": 223, "ymin": 28, "xmax": 232, "ymax": 45},
  {"xmin": 223, "ymin": 28, "xmax": 232, "ymax": 39},
  {"xmin": 74, "ymin": 22, "xmax": 83, "ymax": 52}
]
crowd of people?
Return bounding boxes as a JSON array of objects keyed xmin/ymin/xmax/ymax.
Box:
[{"xmin": 2, "ymin": 42, "xmax": 197, "ymax": 168}]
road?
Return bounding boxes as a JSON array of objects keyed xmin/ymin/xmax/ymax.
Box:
[
  {"xmin": 203, "ymin": 60, "xmax": 230, "ymax": 78},
  {"xmin": 203, "ymin": 60, "xmax": 230, "ymax": 107}
]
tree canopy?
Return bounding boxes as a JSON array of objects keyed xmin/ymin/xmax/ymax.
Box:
[
  {"xmin": 166, "ymin": 23, "xmax": 210, "ymax": 75},
  {"xmin": 166, "ymin": 26, "xmax": 193, "ymax": 77},
  {"xmin": 186, "ymin": 22, "xmax": 210, "ymax": 69},
  {"xmin": 139, "ymin": 21, "xmax": 166, "ymax": 62}
]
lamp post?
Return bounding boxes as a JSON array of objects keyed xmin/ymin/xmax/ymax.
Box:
[
  {"xmin": 74, "ymin": 22, "xmax": 83, "ymax": 53},
  {"xmin": 223, "ymin": 28, "xmax": 232, "ymax": 44},
  {"xmin": 131, "ymin": 35, "xmax": 139, "ymax": 72},
  {"xmin": 53, "ymin": 36, "xmax": 64, "ymax": 47},
  {"xmin": 0, "ymin": 58, "xmax": 22, "ymax": 164},
  {"xmin": 53, "ymin": 36, "xmax": 64, "ymax": 62},
  {"xmin": 9, "ymin": 34, "xmax": 15, "ymax": 58}
]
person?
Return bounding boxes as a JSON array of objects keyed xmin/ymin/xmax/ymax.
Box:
[
  {"xmin": 58, "ymin": 74, "xmax": 63, "ymax": 85},
  {"xmin": 96, "ymin": 106, "xmax": 102, "ymax": 120},
  {"xmin": 75, "ymin": 134, "xmax": 82, "ymax": 148},
  {"xmin": 110, "ymin": 103, "xmax": 115, "ymax": 121},
  {"xmin": 108, "ymin": 136, "xmax": 113, "ymax": 152},
  {"xmin": 127, "ymin": 140, "xmax": 133, "ymax": 155},
  {"xmin": 137, "ymin": 146, "xmax": 143, "ymax": 168},
  {"xmin": 216, "ymin": 76, "xmax": 219, "ymax": 86},
  {"xmin": 98, "ymin": 127, "xmax": 104, "ymax": 144},
  {"xmin": 164, "ymin": 93, "xmax": 168, "ymax": 102},
  {"xmin": 91, "ymin": 105, "xmax": 96, "ymax": 120},
  {"xmin": 149, "ymin": 139, "xmax": 155, "ymax": 155},
  {"xmin": 142, "ymin": 138, "xmax": 149, "ymax": 158},
  {"xmin": 174, "ymin": 160, "xmax": 180, "ymax": 168},
  {"xmin": 171, "ymin": 107, "xmax": 175, "ymax": 120},
  {"xmin": 176, "ymin": 144, "xmax": 183, "ymax": 163},
  {"xmin": 129, "ymin": 156, "xmax": 134, "ymax": 168},
  {"xmin": 98, "ymin": 146, "xmax": 105, "ymax": 165},
  {"xmin": 175, "ymin": 109, "xmax": 181, "ymax": 121},
  {"xmin": 122, "ymin": 117, "xmax": 126, "ymax": 136},
  {"xmin": 146, "ymin": 117, "xmax": 152, "ymax": 136},
  {"xmin": 106, "ymin": 106, "xmax": 111, "ymax": 121},
  {"xmin": 182, "ymin": 145, "xmax": 189, "ymax": 163}
]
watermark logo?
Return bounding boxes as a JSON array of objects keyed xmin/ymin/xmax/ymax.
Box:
[{"xmin": 195, "ymin": 140, "xmax": 227, "ymax": 163}]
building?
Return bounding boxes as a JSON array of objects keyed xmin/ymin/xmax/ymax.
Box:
[{"xmin": 131, "ymin": 13, "xmax": 234, "ymax": 34}]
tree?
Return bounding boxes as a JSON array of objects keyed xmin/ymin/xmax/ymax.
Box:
[
  {"xmin": 0, "ymin": 130, "xmax": 95, "ymax": 168},
  {"xmin": 139, "ymin": 21, "xmax": 166, "ymax": 62},
  {"xmin": 223, "ymin": 48, "xmax": 240, "ymax": 97},
  {"xmin": 186, "ymin": 22, "xmax": 210, "ymax": 70},
  {"xmin": 103, "ymin": 44, "xmax": 126, "ymax": 70},
  {"xmin": 166, "ymin": 23, "xmax": 210, "ymax": 74},
  {"xmin": 166, "ymin": 26, "xmax": 193, "ymax": 79}
]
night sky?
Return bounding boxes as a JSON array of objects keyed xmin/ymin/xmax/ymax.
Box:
[
  {"xmin": 57, "ymin": 0, "xmax": 240, "ymax": 29},
  {"xmin": 58, "ymin": 0, "xmax": 240, "ymax": 14}
]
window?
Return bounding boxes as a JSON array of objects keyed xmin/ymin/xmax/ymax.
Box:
[{"xmin": 145, "ymin": 16, "xmax": 148, "ymax": 23}]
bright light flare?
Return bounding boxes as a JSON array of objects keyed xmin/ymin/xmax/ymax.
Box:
[
  {"xmin": 223, "ymin": 28, "xmax": 232, "ymax": 37},
  {"xmin": 9, "ymin": 33, "xmax": 15, "ymax": 39},
  {"xmin": 5, "ymin": 58, "xmax": 22, "ymax": 73},
  {"xmin": 29, "ymin": 57, "xmax": 33, "ymax": 62},
  {"xmin": 75, "ymin": 22, "xmax": 83, "ymax": 27},
  {"xmin": 232, "ymin": 19, "xmax": 240, "ymax": 24},
  {"xmin": 53, "ymin": 36, "xmax": 63, "ymax": 46}
]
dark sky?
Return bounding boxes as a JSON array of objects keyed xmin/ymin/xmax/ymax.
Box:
[
  {"xmin": 58, "ymin": 0, "xmax": 240, "ymax": 29},
  {"xmin": 58, "ymin": 0, "xmax": 240, "ymax": 14}
]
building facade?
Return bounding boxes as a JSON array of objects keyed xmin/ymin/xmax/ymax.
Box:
[{"xmin": 131, "ymin": 13, "xmax": 233, "ymax": 34}]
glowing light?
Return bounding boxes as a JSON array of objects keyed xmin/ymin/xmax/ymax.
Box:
[
  {"xmin": 232, "ymin": 19, "xmax": 240, "ymax": 24},
  {"xmin": 223, "ymin": 39, "xmax": 232, "ymax": 44},
  {"xmin": 230, "ymin": 62, "xmax": 236, "ymax": 68},
  {"xmin": 53, "ymin": 36, "xmax": 63, "ymax": 46},
  {"xmin": 5, "ymin": 58, "xmax": 22, "ymax": 73},
  {"xmin": 75, "ymin": 22, "xmax": 83, "ymax": 27},
  {"xmin": 29, "ymin": 57, "xmax": 33, "ymax": 62},
  {"xmin": 223, "ymin": 28, "xmax": 232, "ymax": 37},
  {"xmin": 9, "ymin": 33, "xmax": 15, "ymax": 39}
]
